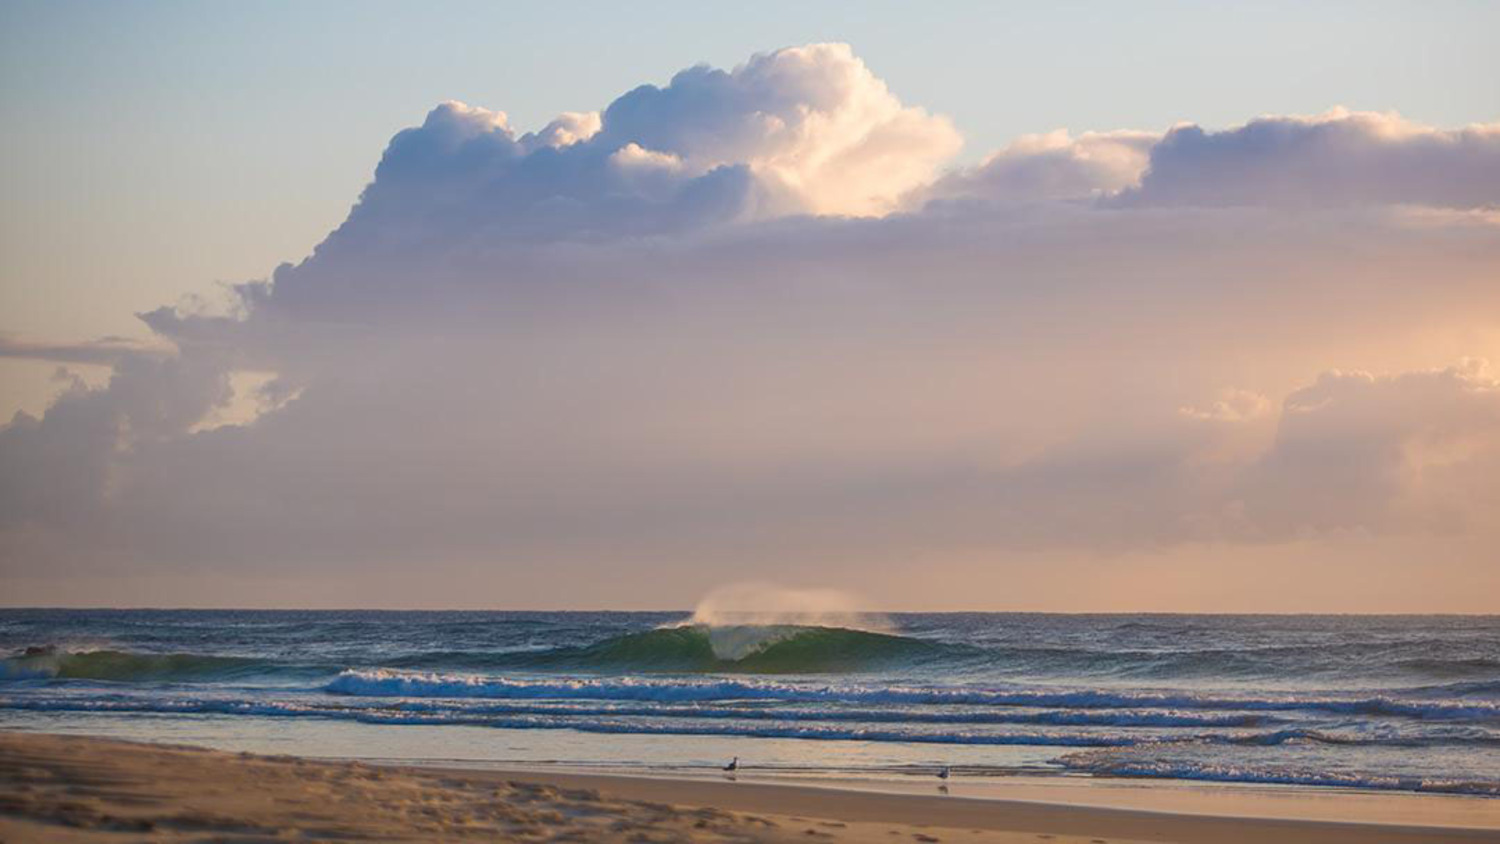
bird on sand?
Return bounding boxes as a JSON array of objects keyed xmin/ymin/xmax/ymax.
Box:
[
  {"xmin": 937, "ymin": 765, "xmax": 951, "ymax": 780},
  {"xmin": 724, "ymin": 756, "xmax": 738, "ymax": 772}
]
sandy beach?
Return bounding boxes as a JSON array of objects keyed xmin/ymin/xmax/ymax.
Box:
[{"xmin": 2, "ymin": 731, "xmax": 1495, "ymax": 843}]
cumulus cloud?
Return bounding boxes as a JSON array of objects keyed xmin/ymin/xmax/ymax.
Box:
[
  {"xmin": 527, "ymin": 110, "xmax": 603, "ymax": 150},
  {"xmin": 1117, "ymin": 109, "xmax": 1500, "ymax": 209},
  {"xmin": 918, "ymin": 129, "xmax": 1156, "ymax": 204},
  {"xmin": 316, "ymin": 42, "xmax": 958, "ymax": 267},
  {"xmin": 593, "ymin": 43, "xmax": 962, "ymax": 216},
  {"xmin": 3, "ymin": 44, "xmax": 1500, "ymax": 608},
  {"xmin": 919, "ymin": 109, "xmax": 1500, "ymax": 210}
]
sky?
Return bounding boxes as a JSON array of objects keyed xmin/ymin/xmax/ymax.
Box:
[{"xmin": 1, "ymin": 2, "xmax": 1499, "ymax": 610}]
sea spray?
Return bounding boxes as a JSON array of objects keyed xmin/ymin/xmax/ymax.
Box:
[{"xmin": 679, "ymin": 582, "xmax": 890, "ymax": 659}]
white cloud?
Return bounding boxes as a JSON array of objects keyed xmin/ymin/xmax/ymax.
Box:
[
  {"xmin": 594, "ymin": 43, "xmax": 962, "ymax": 216},
  {"xmin": 524, "ymin": 111, "xmax": 603, "ymax": 151}
]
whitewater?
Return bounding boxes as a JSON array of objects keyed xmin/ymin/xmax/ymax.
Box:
[{"xmin": 1, "ymin": 610, "xmax": 1496, "ymax": 796}]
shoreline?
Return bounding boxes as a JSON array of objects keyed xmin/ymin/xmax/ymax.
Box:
[
  {"xmin": 396, "ymin": 761, "xmax": 1500, "ymax": 828},
  {"xmin": 419, "ymin": 767, "xmax": 1500, "ymax": 841},
  {"xmin": 3, "ymin": 731, "xmax": 1496, "ymax": 843}
]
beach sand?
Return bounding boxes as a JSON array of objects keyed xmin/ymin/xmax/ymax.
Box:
[{"xmin": 1, "ymin": 731, "xmax": 1494, "ymax": 843}]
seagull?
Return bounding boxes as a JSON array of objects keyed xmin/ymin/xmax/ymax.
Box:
[
  {"xmin": 937, "ymin": 765, "xmax": 951, "ymax": 780},
  {"xmin": 723, "ymin": 756, "xmax": 738, "ymax": 772}
]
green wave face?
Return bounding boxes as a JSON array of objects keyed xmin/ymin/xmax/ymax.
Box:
[
  {"xmin": 549, "ymin": 625, "xmax": 955, "ymax": 673},
  {"xmin": 2, "ymin": 627, "xmax": 966, "ymax": 679},
  {"xmin": 1, "ymin": 648, "xmax": 266, "ymax": 681}
]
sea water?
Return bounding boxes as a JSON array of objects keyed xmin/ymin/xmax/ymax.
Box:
[{"xmin": 1, "ymin": 610, "xmax": 1496, "ymax": 796}]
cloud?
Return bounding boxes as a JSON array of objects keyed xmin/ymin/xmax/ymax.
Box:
[
  {"xmin": 593, "ymin": 43, "xmax": 962, "ymax": 216},
  {"xmin": 1117, "ymin": 109, "xmax": 1500, "ymax": 209},
  {"xmin": 918, "ymin": 129, "xmax": 1156, "ymax": 204},
  {"xmin": 318, "ymin": 42, "xmax": 958, "ymax": 266},
  {"xmin": 3, "ymin": 44, "xmax": 1500, "ymax": 608},
  {"xmin": 919, "ymin": 109, "xmax": 1500, "ymax": 210}
]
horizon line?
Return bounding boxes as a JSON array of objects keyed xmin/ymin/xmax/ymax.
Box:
[{"xmin": 1, "ymin": 606, "xmax": 1495, "ymax": 617}]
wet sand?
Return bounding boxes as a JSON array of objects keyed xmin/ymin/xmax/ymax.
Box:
[{"xmin": 1, "ymin": 731, "xmax": 1495, "ymax": 843}]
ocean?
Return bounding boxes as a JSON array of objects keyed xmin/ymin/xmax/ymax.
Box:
[{"xmin": 1, "ymin": 610, "xmax": 1496, "ymax": 797}]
